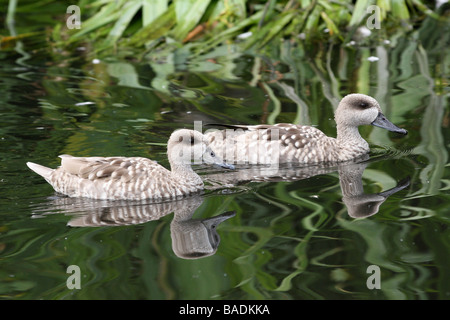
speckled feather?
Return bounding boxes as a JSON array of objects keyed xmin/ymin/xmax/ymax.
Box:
[
  {"xmin": 27, "ymin": 129, "xmax": 233, "ymax": 200},
  {"xmin": 45, "ymin": 155, "xmax": 203, "ymax": 200},
  {"xmin": 205, "ymin": 94, "xmax": 407, "ymax": 164},
  {"xmin": 206, "ymin": 123, "xmax": 340, "ymax": 164}
]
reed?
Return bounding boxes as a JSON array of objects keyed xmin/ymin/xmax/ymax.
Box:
[{"xmin": 45, "ymin": 0, "xmax": 443, "ymax": 55}]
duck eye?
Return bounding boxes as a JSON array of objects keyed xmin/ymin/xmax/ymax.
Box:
[
  {"xmin": 359, "ymin": 102, "xmax": 369, "ymax": 108},
  {"xmin": 210, "ymin": 151, "xmax": 215, "ymax": 157},
  {"xmin": 190, "ymin": 136, "xmax": 195, "ymax": 145}
]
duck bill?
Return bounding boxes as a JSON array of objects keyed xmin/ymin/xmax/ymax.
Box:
[
  {"xmin": 378, "ymin": 177, "xmax": 410, "ymax": 198},
  {"xmin": 202, "ymin": 211, "xmax": 236, "ymax": 229},
  {"xmin": 371, "ymin": 112, "xmax": 408, "ymax": 135},
  {"xmin": 216, "ymin": 162, "xmax": 235, "ymax": 170},
  {"xmin": 202, "ymin": 149, "xmax": 235, "ymax": 170}
]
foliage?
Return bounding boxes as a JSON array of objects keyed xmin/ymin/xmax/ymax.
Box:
[{"xmin": 1, "ymin": 0, "xmax": 444, "ymax": 56}]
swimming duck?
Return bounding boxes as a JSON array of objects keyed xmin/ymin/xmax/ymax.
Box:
[
  {"xmin": 205, "ymin": 94, "xmax": 407, "ymax": 164},
  {"xmin": 26, "ymin": 129, "xmax": 234, "ymax": 200}
]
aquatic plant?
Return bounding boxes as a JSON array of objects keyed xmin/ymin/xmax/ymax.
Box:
[
  {"xmin": 2, "ymin": 0, "xmax": 444, "ymax": 56},
  {"xmin": 66, "ymin": 0, "xmax": 443, "ymax": 51}
]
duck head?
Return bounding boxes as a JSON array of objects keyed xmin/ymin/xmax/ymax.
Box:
[
  {"xmin": 168, "ymin": 129, "xmax": 234, "ymax": 169},
  {"xmin": 335, "ymin": 94, "xmax": 408, "ymax": 135}
]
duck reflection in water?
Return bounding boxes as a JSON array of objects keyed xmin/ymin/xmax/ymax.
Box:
[
  {"xmin": 337, "ymin": 161, "xmax": 410, "ymax": 218},
  {"xmin": 35, "ymin": 196, "xmax": 235, "ymax": 259},
  {"xmin": 203, "ymin": 154, "xmax": 410, "ymax": 218}
]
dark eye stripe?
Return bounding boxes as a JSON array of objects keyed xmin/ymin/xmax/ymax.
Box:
[{"xmin": 355, "ymin": 100, "xmax": 371, "ymax": 109}]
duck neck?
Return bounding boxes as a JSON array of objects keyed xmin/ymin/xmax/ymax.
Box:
[
  {"xmin": 336, "ymin": 124, "xmax": 369, "ymax": 154},
  {"xmin": 169, "ymin": 161, "xmax": 204, "ymax": 188},
  {"xmin": 338, "ymin": 163, "xmax": 366, "ymax": 197}
]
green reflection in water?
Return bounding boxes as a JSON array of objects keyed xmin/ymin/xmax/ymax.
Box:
[{"xmin": 0, "ymin": 8, "xmax": 449, "ymax": 300}]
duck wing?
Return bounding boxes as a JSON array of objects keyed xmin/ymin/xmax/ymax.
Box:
[
  {"xmin": 59, "ymin": 155, "xmax": 162, "ymax": 182},
  {"xmin": 270, "ymin": 123, "xmax": 327, "ymax": 149},
  {"xmin": 207, "ymin": 123, "xmax": 326, "ymax": 149}
]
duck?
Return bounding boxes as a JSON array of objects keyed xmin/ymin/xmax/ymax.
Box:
[
  {"xmin": 204, "ymin": 94, "xmax": 407, "ymax": 164},
  {"xmin": 26, "ymin": 129, "xmax": 234, "ymax": 201}
]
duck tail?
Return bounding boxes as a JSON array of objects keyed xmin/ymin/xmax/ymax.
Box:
[{"xmin": 27, "ymin": 162, "xmax": 53, "ymax": 180}]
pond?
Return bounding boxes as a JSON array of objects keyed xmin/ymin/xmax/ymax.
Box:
[{"xmin": 0, "ymin": 9, "xmax": 449, "ymax": 301}]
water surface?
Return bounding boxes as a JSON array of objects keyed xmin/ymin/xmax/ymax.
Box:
[{"xmin": 0, "ymin": 14, "xmax": 449, "ymax": 300}]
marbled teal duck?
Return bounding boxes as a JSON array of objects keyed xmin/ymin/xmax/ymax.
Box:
[
  {"xmin": 205, "ymin": 94, "xmax": 407, "ymax": 164},
  {"xmin": 27, "ymin": 129, "xmax": 234, "ymax": 200}
]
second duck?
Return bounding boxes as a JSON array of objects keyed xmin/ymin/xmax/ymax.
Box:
[
  {"xmin": 27, "ymin": 129, "xmax": 234, "ymax": 201},
  {"xmin": 205, "ymin": 94, "xmax": 407, "ymax": 164}
]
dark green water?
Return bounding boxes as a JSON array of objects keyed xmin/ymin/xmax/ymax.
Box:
[{"xmin": 1, "ymin": 12, "xmax": 449, "ymax": 300}]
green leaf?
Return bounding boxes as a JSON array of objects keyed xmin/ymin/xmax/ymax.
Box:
[
  {"xmin": 142, "ymin": 0, "xmax": 168, "ymax": 26},
  {"xmin": 257, "ymin": 11, "xmax": 296, "ymax": 48},
  {"xmin": 70, "ymin": 2, "xmax": 123, "ymax": 40},
  {"xmin": 126, "ymin": 4, "xmax": 177, "ymax": 46},
  {"xmin": 171, "ymin": 0, "xmax": 211, "ymax": 41},
  {"xmin": 392, "ymin": 0, "xmax": 410, "ymax": 20},
  {"xmin": 106, "ymin": 1, "xmax": 142, "ymax": 44},
  {"xmin": 320, "ymin": 11, "xmax": 341, "ymax": 36},
  {"xmin": 349, "ymin": 0, "xmax": 374, "ymax": 27}
]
